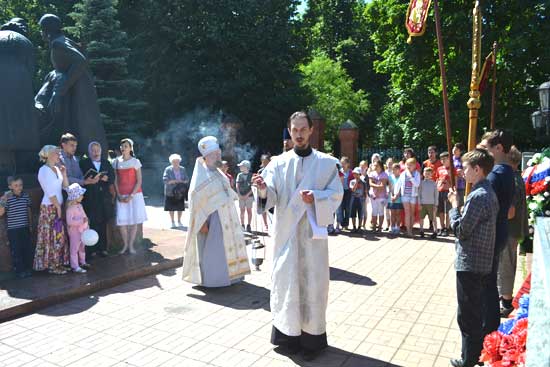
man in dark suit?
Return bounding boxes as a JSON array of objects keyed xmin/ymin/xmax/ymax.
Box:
[{"xmin": 79, "ymin": 141, "xmax": 115, "ymax": 258}]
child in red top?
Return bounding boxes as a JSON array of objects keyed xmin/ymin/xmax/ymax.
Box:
[{"xmin": 434, "ymin": 152, "xmax": 457, "ymax": 236}]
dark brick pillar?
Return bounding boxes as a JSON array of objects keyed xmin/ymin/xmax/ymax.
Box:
[
  {"xmin": 309, "ymin": 109, "xmax": 326, "ymax": 151},
  {"xmin": 338, "ymin": 119, "xmax": 359, "ymax": 167}
]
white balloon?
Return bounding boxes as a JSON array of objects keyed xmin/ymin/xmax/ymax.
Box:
[{"xmin": 81, "ymin": 229, "xmax": 99, "ymax": 247}]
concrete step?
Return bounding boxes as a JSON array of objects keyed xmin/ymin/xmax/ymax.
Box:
[{"xmin": 0, "ymin": 227, "xmax": 184, "ymax": 323}]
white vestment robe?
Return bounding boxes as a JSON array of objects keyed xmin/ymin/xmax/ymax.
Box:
[
  {"xmin": 182, "ymin": 158, "xmax": 250, "ymax": 287},
  {"xmin": 257, "ymin": 149, "xmax": 343, "ymax": 338}
]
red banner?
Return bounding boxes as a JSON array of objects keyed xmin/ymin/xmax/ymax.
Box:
[
  {"xmin": 405, "ymin": 0, "xmax": 432, "ymax": 44},
  {"xmin": 478, "ymin": 51, "xmax": 494, "ymax": 95}
]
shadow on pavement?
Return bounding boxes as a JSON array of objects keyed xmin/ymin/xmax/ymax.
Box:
[
  {"xmin": 38, "ymin": 268, "xmax": 177, "ymax": 317},
  {"xmin": 330, "ymin": 267, "xmax": 377, "ymax": 286},
  {"xmin": 284, "ymin": 345, "xmax": 403, "ymax": 367},
  {"xmin": 0, "ymin": 236, "xmax": 181, "ymax": 321},
  {"xmin": 187, "ymin": 280, "xmax": 270, "ymax": 311}
]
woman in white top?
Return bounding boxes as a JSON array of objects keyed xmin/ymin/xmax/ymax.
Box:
[
  {"xmin": 34, "ymin": 145, "xmax": 70, "ymax": 274},
  {"xmin": 112, "ymin": 138, "xmax": 147, "ymax": 254}
]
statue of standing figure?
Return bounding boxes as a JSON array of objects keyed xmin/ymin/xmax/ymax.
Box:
[
  {"xmin": 35, "ymin": 14, "xmax": 107, "ymax": 155},
  {"xmin": 0, "ymin": 18, "xmax": 41, "ymax": 176}
]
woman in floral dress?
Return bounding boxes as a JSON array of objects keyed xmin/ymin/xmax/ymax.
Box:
[{"xmin": 34, "ymin": 145, "xmax": 69, "ymax": 274}]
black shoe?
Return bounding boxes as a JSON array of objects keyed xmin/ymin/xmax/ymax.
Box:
[
  {"xmin": 246, "ymin": 224, "xmax": 252, "ymax": 232},
  {"xmin": 430, "ymin": 232, "xmax": 437, "ymax": 239},
  {"xmin": 420, "ymin": 231, "xmax": 425, "ymax": 238},
  {"xmin": 302, "ymin": 348, "xmax": 322, "ymax": 361},
  {"xmin": 450, "ymin": 358, "xmax": 484, "ymax": 367},
  {"xmin": 274, "ymin": 345, "xmax": 301, "ymax": 356},
  {"xmin": 500, "ymin": 298, "xmax": 514, "ymax": 318},
  {"xmin": 442, "ymin": 228, "xmax": 449, "ymax": 237}
]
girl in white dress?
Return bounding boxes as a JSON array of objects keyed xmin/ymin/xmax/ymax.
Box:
[{"xmin": 112, "ymin": 139, "xmax": 147, "ymax": 254}]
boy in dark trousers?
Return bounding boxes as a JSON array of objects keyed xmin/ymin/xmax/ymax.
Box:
[
  {"xmin": 0, "ymin": 176, "xmax": 33, "ymax": 278},
  {"xmin": 448, "ymin": 149, "xmax": 499, "ymax": 367}
]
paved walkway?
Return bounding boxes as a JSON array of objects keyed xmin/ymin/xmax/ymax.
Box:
[{"xmin": 0, "ymin": 203, "xmax": 522, "ymax": 367}]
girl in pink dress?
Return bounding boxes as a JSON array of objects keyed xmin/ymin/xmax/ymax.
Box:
[{"xmin": 65, "ymin": 183, "xmax": 89, "ymax": 273}]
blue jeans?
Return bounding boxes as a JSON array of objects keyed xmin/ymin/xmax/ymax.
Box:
[
  {"xmin": 337, "ymin": 189, "xmax": 351, "ymax": 227},
  {"xmin": 350, "ymin": 197, "xmax": 364, "ymax": 222}
]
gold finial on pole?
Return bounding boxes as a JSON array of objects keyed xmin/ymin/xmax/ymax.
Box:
[{"xmin": 466, "ymin": 0, "xmax": 482, "ymax": 195}]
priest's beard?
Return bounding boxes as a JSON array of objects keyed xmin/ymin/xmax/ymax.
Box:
[
  {"xmin": 293, "ymin": 144, "xmax": 312, "ymax": 157},
  {"xmin": 206, "ymin": 160, "xmax": 222, "ymax": 170},
  {"xmin": 204, "ymin": 150, "xmax": 223, "ymax": 170}
]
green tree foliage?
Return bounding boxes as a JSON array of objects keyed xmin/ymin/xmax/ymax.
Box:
[
  {"xmin": 300, "ymin": 51, "xmax": 369, "ymax": 150},
  {"xmin": 298, "ymin": 1, "xmax": 383, "ymax": 147},
  {"xmin": 117, "ymin": 0, "xmax": 305, "ymax": 153},
  {"xmin": 363, "ymin": 0, "xmax": 550, "ymax": 149},
  {"xmin": 68, "ymin": 0, "xmax": 151, "ymax": 146},
  {"xmin": 2, "ymin": 0, "xmax": 548, "ymax": 154}
]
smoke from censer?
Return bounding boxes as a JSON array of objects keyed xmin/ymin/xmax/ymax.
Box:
[{"xmin": 139, "ymin": 108, "xmax": 258, "ymax": 174}]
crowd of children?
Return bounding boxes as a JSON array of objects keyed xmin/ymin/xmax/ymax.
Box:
[{"xmin": 330, "ymin": 143, "xmax": 471, "ymax": 238}]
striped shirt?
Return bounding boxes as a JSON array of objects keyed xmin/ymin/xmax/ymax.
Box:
[
  {"xmin": 2, "ymin": 192, "xmax": 31, "ymax": 229},
  {"xmin": 403, "ymin": 175, "xmax": 413, "ymax": 196}
]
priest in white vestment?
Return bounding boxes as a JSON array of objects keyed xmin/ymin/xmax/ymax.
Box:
[
  {"xmin": 182, "ymin": 136, "xmax": 250, "ymax": 287},
  {"xmin": 253, "ymin": 112, "xmax": 343, "ymax": 361}
]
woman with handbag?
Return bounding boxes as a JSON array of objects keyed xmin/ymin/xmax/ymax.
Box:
[
  {"xmin": 163, "ymin": 154, "xmax": 189, "ymax": 228},
  {"xmin": 34, "ymin": 145, "xmax": 70, "ymax": 274}
]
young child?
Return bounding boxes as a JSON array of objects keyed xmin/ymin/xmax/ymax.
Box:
[
  {"xmin": 435, "ymin": 152, "xmax": 454, "ymax": 236},
  {"xmin": 0, "ymin": 177, "xmax": 33, "ymax": 278},
  {"xmin": 453, "ymin": 143, "xmax": 466, "ymax": 208},
  {"xmin": 384, "ymin": 157, "xmax": 394, "ymax": 231},
  {"xmin": 369, "ymin": 161, "xmax": 389, "ymax": 232},
  {"xmin": 349, "ymin": 167, "xmax": 367, "ymax": 232},
  {"xmin": 65, "ymin": 183, "xmax": 90, "ymax": 273},
  {"xmin": 359, "ymin": 160, "xmax": 369, "ymax": 230},
  {"xmin": 448, "ymin": 148, "xmax": 498, "ymax": 367},
  {"xmin": 236, "ymin": 160, "xmax": 253, "ymax": 232},
  {"xmin": 394, "ymin": 158, "xmax": 421, "ymax": 237},
  {"xmin": 387, "ymin": 163, "xmax": 403, "ymax": 235},
  {"xmin": 418, "ymin": 167, "xmax": 439, "ymax": 239}
]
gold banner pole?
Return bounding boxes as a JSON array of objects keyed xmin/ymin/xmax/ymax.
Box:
[{"xmin": 466, "ymin": 0, "xmax": 482, "ymax": 196}]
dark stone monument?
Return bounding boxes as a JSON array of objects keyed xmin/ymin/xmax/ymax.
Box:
[
  {"xmin": 1, "ymin": 15, "xmax": 110, "ymax": 272},
  {"xmin": 35, "ymin": 14, "xmax": 107, "ymax": 156},
  {"xmin": 0, "ymin": 18, "xmax": 43, "ymax": 271},
  {"xmin": 0, "ymin": 18, "xmax": 41, "ymax": 183}
]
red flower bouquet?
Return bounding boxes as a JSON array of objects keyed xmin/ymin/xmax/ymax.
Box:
[{"xmin": 479, "ymin": 319, "xmax": 528, "ymax": 367}]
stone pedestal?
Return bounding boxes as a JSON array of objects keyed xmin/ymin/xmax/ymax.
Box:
[
  {"xmin": 526, "ymin": 217, "xmax": 550, "ymax": 366},
  {"xmin": 338, "ymin": 119, "xmax": 360, "ymax": 166},
  {"xmin": 0, "ymin": 217, "xmax": 11, "ymax": 272},
  {"xmin": 309, "ymin": 109, "xmax": 326, "ymax": 151}
]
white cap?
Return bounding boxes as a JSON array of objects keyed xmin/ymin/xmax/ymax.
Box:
[
  {"xmin": 197, "ymin": 136, "xmax": 220, "ymax": 156},
  {"xmin": 66, "ymin": 183, "xmax": 86, "ymax": 201},
  {"xmin": 237, "ymin": 160, "xmax": 251, "ymax": 168},
  {"xmin": 353, "ymin": 167, "xmax": 362, "ymax": 174}
]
